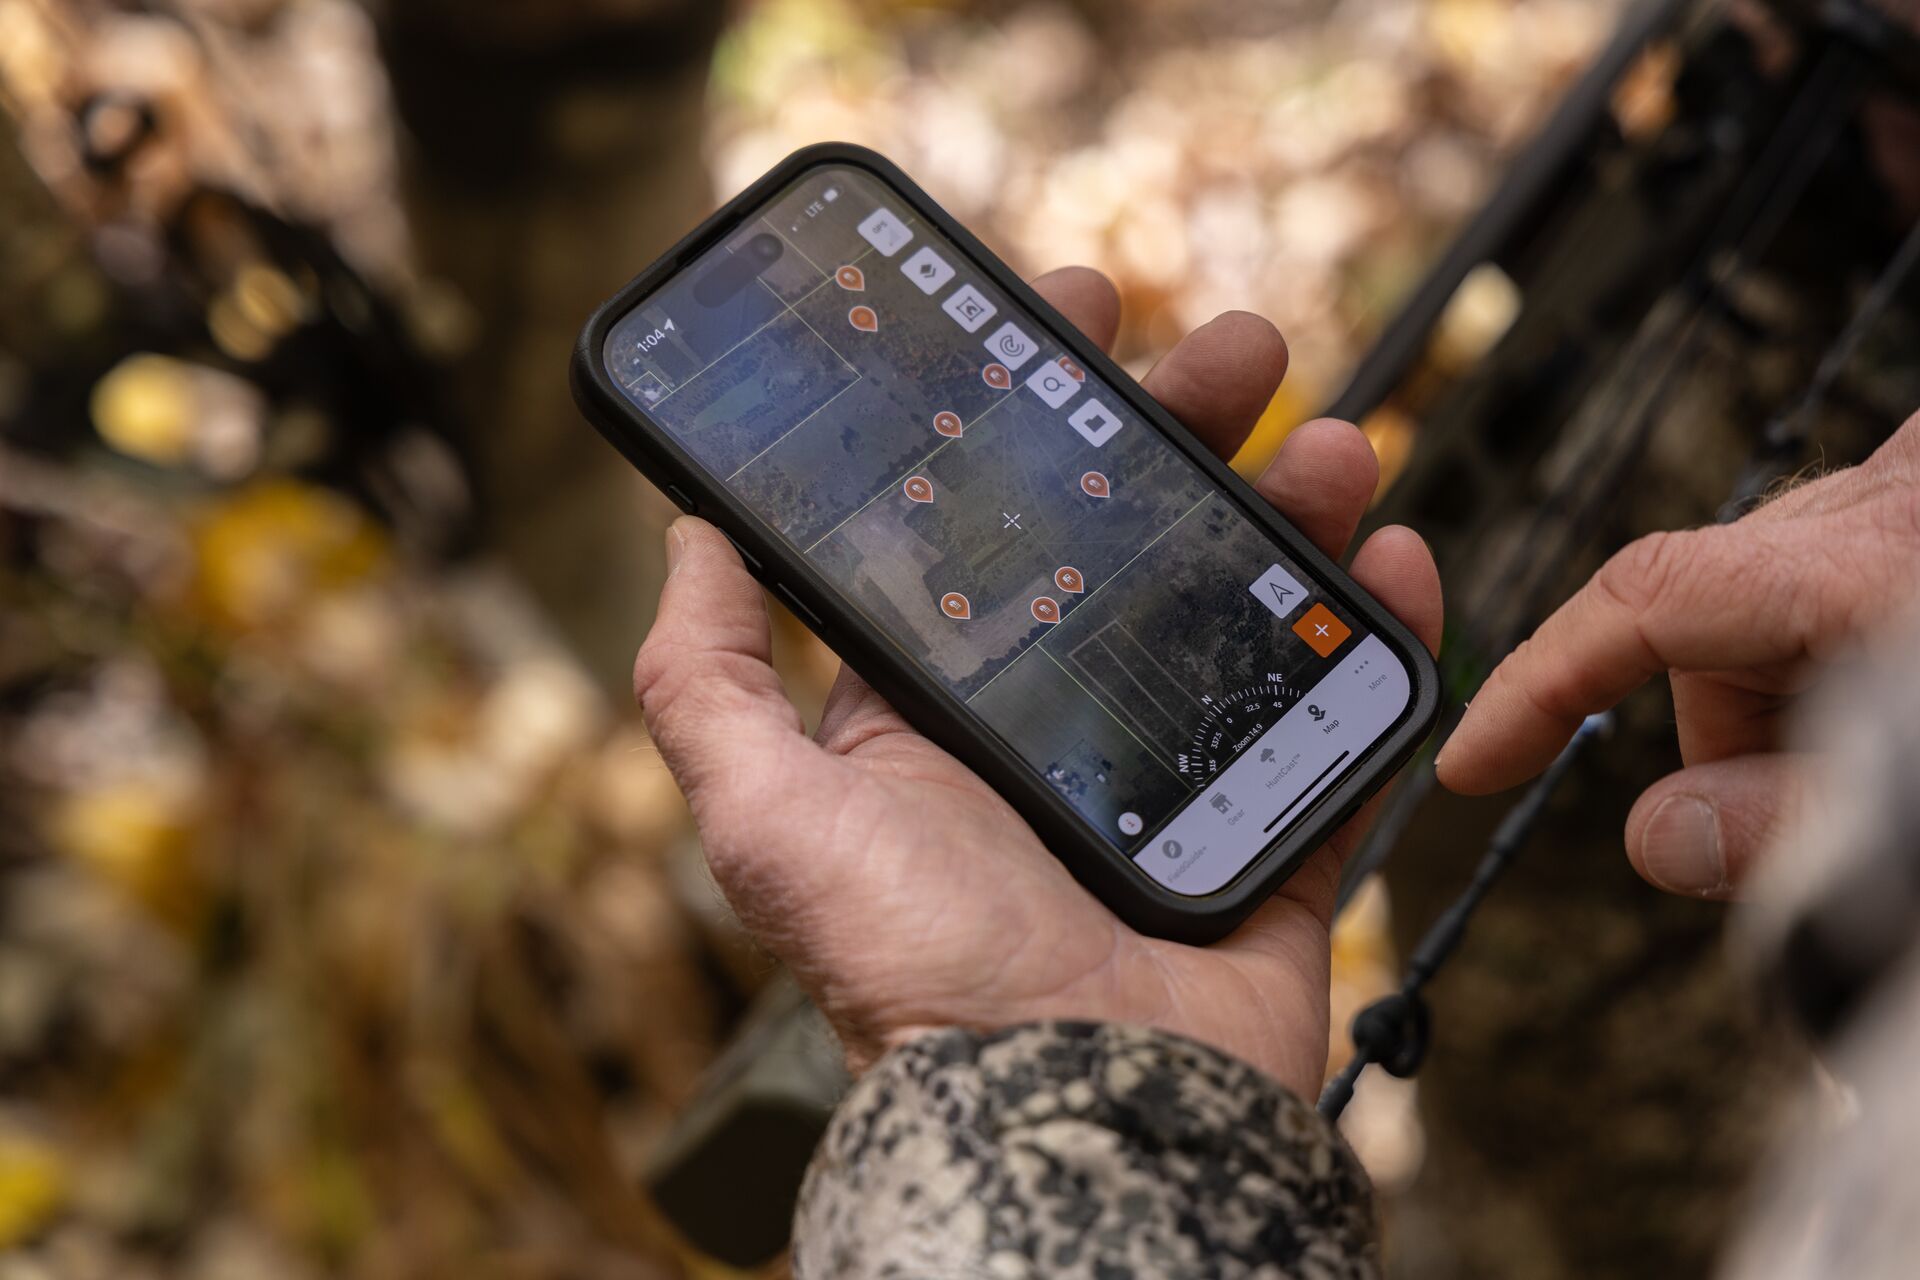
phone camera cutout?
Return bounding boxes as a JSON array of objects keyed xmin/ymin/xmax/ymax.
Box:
[{"xmin": 693, "ymin": 233, "xmax": 786, "ymax": 307}]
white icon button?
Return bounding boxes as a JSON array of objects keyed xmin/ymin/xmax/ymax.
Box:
[
  {"xmin": 984, "ymin": 321, "xmax": 1040, "ymax": 370},
  {"xmin": 1067, "ymin": 398, "xmax": 1123, "ymax": 447},
  {"xmin": 900, "ymin": 246, "xmax": 956, "ymax": 295},
  {"xmin": 942, "ymin": 284, "xmax": 998, "ymax": 333},
  {"xmin": 1026, "ymin": 361, "xmax": 1081, "ymax": 409},
  {"xmin": 856, "ymin": 207, "xmax": 914, "ymax": 257},
  {"xmin": 1118, "ymin": 812, "xmax": 1144, "ymax": 836},
  {"xmin": 1249, "ymin": 563, "xmax": 1309, "ymax": 621}
]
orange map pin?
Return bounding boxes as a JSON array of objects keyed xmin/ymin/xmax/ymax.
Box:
[
  {"xmin": 1057, "ymin": 356, "xmax": 1087, "ymax": 382},
  {"xmin": 933, "ymin": 410, "xmax": 964, "ymax": 438},
  {"xmin": 982, "ymin": 363, "xmax": 1012, "ymax": 390},
  {"xmin": 1054, "ymin": 566, "xmax": 1084, "ymax": 594},
  {"xmin": 940, "ymin": 592, "xmax": 971, "ymax": 620},
  {"xmin": 903, "ymin": 475, "xmax": 934, "ymax": 503},
  {"xmin": 836, "ymin": 265, "xmax": 865, "ymax": 291},
  {"xmin": 1081, "ymin": 471, "xmax": 1111, "ymax": 499},
  {"xmin": 1031, "ymin": 597, "xmax": 1061, "ymax": 625},
  {"xmin": 849, "ymin": 305, "xmax": 879, "ymax": 333}
]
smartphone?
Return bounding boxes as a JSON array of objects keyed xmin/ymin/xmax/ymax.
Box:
[{"xmin": 572, "ymin": 144, "xmax": 1439, "ymax": 944}]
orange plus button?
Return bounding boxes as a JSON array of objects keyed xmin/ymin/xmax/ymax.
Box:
[{"xmin": 1292, "ymin": 603, "xmax": 1352, "ymax": 658}]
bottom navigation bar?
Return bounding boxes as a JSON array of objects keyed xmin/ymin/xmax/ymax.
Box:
[{"xmin": 1133, "ymin": 634, "xmax": 1411, "ymax": 896}]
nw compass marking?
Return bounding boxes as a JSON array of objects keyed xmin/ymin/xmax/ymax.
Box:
[{"xmin": 1175, "ymin": 677, "xmax": 1304, "ymax": 783}]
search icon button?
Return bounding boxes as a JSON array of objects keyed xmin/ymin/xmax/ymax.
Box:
[{"xmin": 1026, "ymin": 360, "xmax": 1082, "ymax": 409}]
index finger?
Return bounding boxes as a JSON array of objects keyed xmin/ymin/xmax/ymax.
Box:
[
  {"xmin": 1435, "ymin": 523, "xmax": 1826, "ymax": 794},
  {"xmin": 1030, "ymin": 265, "xmax": 1121, "ymax": 352}
]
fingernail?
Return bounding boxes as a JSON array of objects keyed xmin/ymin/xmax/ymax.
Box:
[
  {"xmin": 665, "ymin": 523, "xmax": 687, "ymax": 578},
  {"xmin": 1639, "ymin": 796, "xmax": 1725, "ymax": 895}
]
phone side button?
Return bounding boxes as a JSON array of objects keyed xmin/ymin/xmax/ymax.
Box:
[
  {"xmin": 723, "ymin": 533, "xmax": 761, "ymax": 572},
  {"xmin": 774, "ymin": 585, "xmax": 825, "ymax": 633},
  {"xmin": 663, "ymin": 484, "xmax": 696, "ymax": 513}
]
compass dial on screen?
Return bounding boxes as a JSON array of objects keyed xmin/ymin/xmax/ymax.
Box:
[{"xmin": 1175, "ymin": 678, "xmax": 1305, "ymax": 783}]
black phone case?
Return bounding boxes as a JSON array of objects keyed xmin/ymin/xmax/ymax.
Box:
[{"xmin": 571, "ymin": 142, "xmax": 1441, "ymax": 944}]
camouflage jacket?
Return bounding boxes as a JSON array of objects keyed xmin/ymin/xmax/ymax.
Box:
[{"xmin": 794, "ymin": 1021, "xmax": 1376, "ymax": 1279}]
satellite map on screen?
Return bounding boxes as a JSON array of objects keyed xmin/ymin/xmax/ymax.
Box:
[{"xmin": 606, "ymin": 165, "xmax": 1393, "ymax": 866}]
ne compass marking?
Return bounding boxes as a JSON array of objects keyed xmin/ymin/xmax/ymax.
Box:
[{"xmin": 1175, "ymin": 677, "xmax": 1304, "ymax": 783}]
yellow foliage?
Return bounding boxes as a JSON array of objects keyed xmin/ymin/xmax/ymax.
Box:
[
  {"xmin": 232, "ymin": 263, "xmax": 309, "ymax": 336},
  {"xmin": 1361, "ymin": 406, "xmax": 1418, "ymax": 497},
  {"xmin": 1231, "ymin": 380, "xmax": 1318, "ymax": 481},
  {"xmin": 0, "ymin": 1137, "xmax": 69, "ymax": 1250},
  {"xmin": 91, "ymin": 353, "xmax": 195, "ymax": 466},
  {"xmin": 190, "ymin": 480, "xmax": 388, "ymax": 632},
  {"xmin": 1331, "ymin": 876, "xmax": 1396, "ymax": 975},
  {"xmin": 1432, "ymin": 262, "xmax": 1521, "ymax": 371},
  {"xmin": 45, "ymin": 782, "xmax": 202, "ymax": 928},
  {"xmin": 406, "ymin": 1059, "xmax": 515, "ymax": 1192}
]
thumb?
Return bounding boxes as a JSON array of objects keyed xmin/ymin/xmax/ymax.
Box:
[
  {"xmin": 632, "ymin": 517, "xmax": 817, "ymax": 819},
  {"xmin": 1624, "ymin": 754, "xmax": 1814, "ymax": 900}
]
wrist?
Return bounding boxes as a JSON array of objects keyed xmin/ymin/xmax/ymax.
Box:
[{"xmin": 799, "ymin": 1021, "xmax": 1378, "ymax": 1277}]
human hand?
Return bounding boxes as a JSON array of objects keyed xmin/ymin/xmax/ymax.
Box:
[
  {"xmin": 1437, "ymin": 416, "xmax": 1920, "ymax": 900},
  {"xmin": 632, "ymin": 268, "xmax": 1442, "ymax": 1099}
]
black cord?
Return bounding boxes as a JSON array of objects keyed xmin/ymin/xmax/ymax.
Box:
[
  {"xmin": 1720, "ymin": 213, "xmax": 1920, "ymax": 520},
  {"xmin": 1320, "ymin": 712, "xmax": 1613, "ymax": 1121}
]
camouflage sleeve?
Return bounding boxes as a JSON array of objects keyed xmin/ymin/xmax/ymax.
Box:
[{"xmin": 793, "ymin": 1021, "xmax": 1379, "ymax": 1279}]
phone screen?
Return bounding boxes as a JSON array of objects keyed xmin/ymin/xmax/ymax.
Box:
[{"xmin": 604, "ymin": 164, "xmax": 1413, "ymax": 896}]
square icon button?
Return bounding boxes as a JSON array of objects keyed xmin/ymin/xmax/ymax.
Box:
[
  {"xmin": 983, "ymin": 321, "xmax": 1040, "ymax": 370},
  {"xmin": 943, "ymin": 284, "xmax": 998, "ymax": 333},
  {"xmin": 1292, "ymin": 603, "xmax": 1352, "ymax": 658},
  {"xmin": 900, "ymin": 246, "xmax": 955, "ymax": 295},
  {"xmin": 1026, "ymin": 361, "xmax": 1081, "ymax": 409},
  {"xmin": 1249, "ymin": 563, "xmax": 1308, "ymax": 620},
  {"xmin": 1068, "ymin": 398, "xmax": 1123, "ymax": 447},
  {"xmin": 857, "ymin": 207, "xmax": 914, "ymax": 257}
]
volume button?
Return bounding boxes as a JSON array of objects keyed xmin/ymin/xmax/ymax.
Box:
[
  {"xmin": 723, "ymin": 534, "xmax": 761, "ymax": 572},
  {"xmin": 662, "ymin": 483, "xmax": 696, "ymax": 513},
  {"xmin": 774, "ymin": 585, "xmax": 825, "ymax": 632}
]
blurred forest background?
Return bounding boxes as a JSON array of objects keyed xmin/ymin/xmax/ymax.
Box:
[{"xmin": 1, "ymin": 0, "xmax": 1626, "ymax": 1276}]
